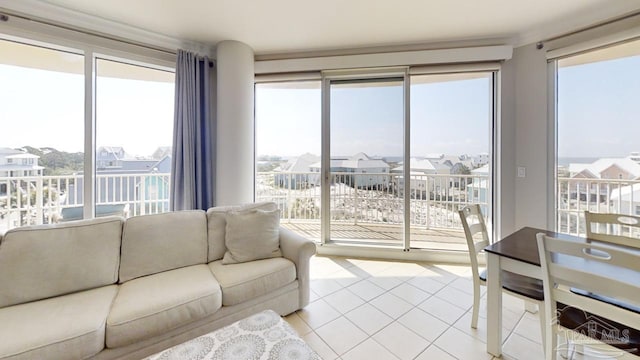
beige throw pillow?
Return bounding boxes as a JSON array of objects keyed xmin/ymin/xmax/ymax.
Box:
[
  {"xmin": 206, "ymin": 202, "xmax": 278, "ymax": 262},
  {"xmin": 222, "ymin": 209, "xmax": 282, "ymax": 264}
]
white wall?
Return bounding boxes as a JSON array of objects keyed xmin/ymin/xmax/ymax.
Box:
[
  {"xmin": 498, "ymin": 54, "xmax": 517, "ymax": 237},
  {"xmin": 499, "ymin": 43, "xmax": 551, "ymax": 234}
]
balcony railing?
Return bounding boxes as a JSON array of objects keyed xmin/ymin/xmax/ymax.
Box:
[
  {"xmin": 0, "ymin": 173, "xmax": 170, "ymax": 232},
  {"xmin": 256, "ymin": 171, "xmax": 490, "ymax": 231},
  {"xmin": 7, "ymin": 173, "xmax": 633, "ymax": 240},
  {"xmin": 557, "ymin": 177, "xmax": 640, "ymax": 236}
]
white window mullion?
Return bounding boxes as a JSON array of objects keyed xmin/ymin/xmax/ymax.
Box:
[
  {"xmin": 489, "ymin": 71, "xmax": 499, "ymax": 243},
  {"xmin": 320, "ymin": 77, "xmax": 330, "ymax": 245},
  {"xmin": 547, "ymin": 60, "xmax": 558, "ymax": 231},
  {"xmin": 403, "ymin": 71, "xmax": 411, "ymax": 251},
  {"xmin": 83, "ymin": 50, "xmax": 96, "ymax": 219}
]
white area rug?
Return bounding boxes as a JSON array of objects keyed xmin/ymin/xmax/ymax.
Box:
[{"xmin": 146, "ymin": 310, "xmax": 321, "ymax": 360}]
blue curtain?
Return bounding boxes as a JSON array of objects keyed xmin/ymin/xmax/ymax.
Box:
[{"xmin": 170, "ymin": 50, "xmax": 215, "ymax": 210}]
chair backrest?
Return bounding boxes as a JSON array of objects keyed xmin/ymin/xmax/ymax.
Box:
[
  {"xmin": 459, "ymin": 205, "xmax": 490, "ymax": 254},
  {"xmin": 584, "ymin": 211, "xmax": 640, "ymax": 248},
  {"xmin": 458, "ymin": 205, "xmax": 490, "ymax": 277},
  {"xmin": 536, "ymin": 233, "xmax": 640, "ymax": 339}
]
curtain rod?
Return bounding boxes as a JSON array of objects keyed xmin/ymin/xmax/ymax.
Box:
[
  {"xmin": 537, "ymin": 10, "xmax": 640, "ymax": 49},
  {"xmin": 0, "ymin": 10, "xmax": 177, "ymax": 55}
]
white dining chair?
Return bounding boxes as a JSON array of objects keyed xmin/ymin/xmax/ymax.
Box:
[
  {"xmin": 536, "ymin": 232, "xmax": 640, "ymax": 360},
  {"xmin": 458, "ymin": 205, "xmax": 546, "ymax": 338},
  {"xmin": 573, "ymin": 211, "xmax": 640, "ymax": 355},
  {"xmin": 585, "ymin": 211, "xmax": 640, "ymax": 248}
]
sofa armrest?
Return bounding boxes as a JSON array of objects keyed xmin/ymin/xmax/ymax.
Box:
[{"xmin": 279, "ymin": 227, "xmax": 316, "ymax": 308}]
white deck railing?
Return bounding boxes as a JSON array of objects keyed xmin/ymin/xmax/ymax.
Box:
[
  {"xmin": 256, "ymin": 172, "xmax": 489, "ymax": 230},
  {"xmin": 557, "ymin": 177, "xmax": 640, "ymax": 236},
  {"xmin": 6, "ymin": 173, "xmax": 631, "ymax": 237},
  {"xmin": 0, "ymin": 173, "xmax": 170, "ymax": 231}
]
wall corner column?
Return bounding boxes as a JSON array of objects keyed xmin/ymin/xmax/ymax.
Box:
[{"xmin": 215, "ymin": 40, "xmax": 255, "ymax": 205}]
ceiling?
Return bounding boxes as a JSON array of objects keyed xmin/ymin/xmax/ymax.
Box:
[{"xmin": 7, "ymin": 0, "xmax": 640, "ymax": 55}]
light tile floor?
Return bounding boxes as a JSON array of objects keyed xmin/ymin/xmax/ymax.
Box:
[{"xmin": 284, "ymin": 255, "xmax": 636, "ymax": 360}]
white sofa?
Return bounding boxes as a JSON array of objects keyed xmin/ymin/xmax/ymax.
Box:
[{"xmin": 0, "ymin": 202, "xmax": 316, "ymax": 360}]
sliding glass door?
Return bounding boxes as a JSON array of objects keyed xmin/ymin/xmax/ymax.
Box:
[
  {"xmin": 409, "ymin": 72, "xmax": 494, "ymax": 250},
  {"xmin": 328, "ymin": 78, "xmax": 405, "ymax": 246},
  {"xmin": 255, "ymin": 68, "xmax": 496, "ymax": 252},
  {"xmin": 254, "ymin": 81, "xmax": 322, "ymax": 241}
]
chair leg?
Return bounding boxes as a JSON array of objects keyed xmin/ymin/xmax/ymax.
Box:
[
  {"xmin": 471, "ymin": 281, "xmax": 481, "ymax": 329},
  {"xmin": 538, "ymin": 302, "xmax": 548, "ymax": 358},
  {"xmin": 550, "ymin": 326, "xmax": 558, "ymax": 360},
  {"xmin": 557, "ymin": 330, "xmax": 569, "ymax": 359},
  {"xmin": 541, "ymin": 303, "xmax": 558, "ymax": 360}
]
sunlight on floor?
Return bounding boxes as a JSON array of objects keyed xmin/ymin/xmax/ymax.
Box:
[{"xmin": 284, "ymin": 255, "xmax": 636, "ymax": 360}]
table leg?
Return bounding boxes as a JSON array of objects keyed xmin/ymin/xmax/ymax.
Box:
[
  {"xmin": 524, "ymin": 301, "xmax": 538, "ymax": 314},
  {"xmin": 487, "ymin": 252, "xmax": 502, "ymax": 357}
]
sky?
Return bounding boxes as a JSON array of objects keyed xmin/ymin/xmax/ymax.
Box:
[
  {"xmin": 0, "ymin": 60, "xmax": 174, "ymax": 157},
  {"xmin": 256, "ymin": 51, "xmax": 640, "ymax": 160},
  {"xmin": 2, "ymin": 40, "xmax": 639, "ymax": 161},
  {"xmin": 558, "ymin": 54, "xmax": 640, "ymax": 158},
  {"xmin": 256, "ymin": 75, "xmax": 492, "ymax": 158}
]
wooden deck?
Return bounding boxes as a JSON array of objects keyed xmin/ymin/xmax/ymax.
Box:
[{"xmin": 281, "ymin": 221, "xmax": 468, "ymax": 251}]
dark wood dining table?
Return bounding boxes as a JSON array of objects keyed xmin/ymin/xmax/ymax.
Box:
[
  {"xmin": 483, "ymin": 227, "xmax": 553, "ymax": 356},
  {"xmin": 482, "ymin": 226, "xmax": 640, "ymax": 357}
]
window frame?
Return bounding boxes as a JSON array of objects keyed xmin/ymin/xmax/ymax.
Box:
[
  {"xmin": 549, "ymin": 37, "xmax": 640, "ymax": 233},
  {"xmin": 322, "ymin": 68, "xmax": 409, "ymax": 247},
  {"xmin": 254, "ymin": 64, "xmax": 500, "ymax": 253},
  {"xmin": 1, "ymin": 19, "xmax": 176, "ymax": 220}
]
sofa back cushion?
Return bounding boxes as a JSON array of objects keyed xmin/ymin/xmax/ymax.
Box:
[
  {"xmin": 206, "ymin": 202, "xmax": 277, "ymax": 262},
  {"xmin": 0, "ymin": 217, "xmax": 123, "ymax": 308},
  {"xmin": 119, "ymin": 210, "xmax": 207, "ymax": 283}
]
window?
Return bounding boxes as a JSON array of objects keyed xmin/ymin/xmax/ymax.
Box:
[
  {"xmin": 556, "ymin": 39, "xmax": 640, "ymax": 235},
  {"xmin": 254, "ymin": 80, "xmax": 321, "ymax": 240},
  {"xmin": 0, "ymin": 32, "xmax": 175, "ymax": 231},
  {"xmin": 329, "ymin": 77, "xmax": 404, "ymax": 246},
  {"xmin": 255, "ymin": 69, "xmax": 496, "ymax": 252},
  {"xmin": 0, "ymin": 38, "xmax": 84, "ymax": 230},
  {"xmin": 96, "ymin": 58, "xmax": 174, "ymax": 216},
  {"xmin": 410, "ymin": 72, "xmax": 495, "ymax": 250}
]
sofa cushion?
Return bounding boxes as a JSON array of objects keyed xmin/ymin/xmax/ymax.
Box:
[
  {"xmin": 0, "ymin": 217, "xmax": 123, "ymax": 308},
  {"xmin": 0, "ymin": 285, "xmax": 118, "ymax": 360},
  {"xmin": 119, "ymin": 210, "xmax": 207, "ymax": 283},
  {"xmin": 106, "ymin": 265, "xmax": 222, "ymax": 348},
  {"xmin": 208, "ymin": 257, "xmax": 296, "ymax": 306},
  {"xmin": 206, "ymin": 202, "xmax": 277, "ymax": 262},
  {"xmin": 222, "ymin": 209, "xmax": 282, "ymax": 264}
]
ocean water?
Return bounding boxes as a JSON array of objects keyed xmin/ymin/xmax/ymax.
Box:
[
  {"xmin": 557, "ymin": 157, "xmax": 601, "ymax": 167},
  {"xmin": 262, "ymin": 155, "xmax": 612, "ymax": 168}
]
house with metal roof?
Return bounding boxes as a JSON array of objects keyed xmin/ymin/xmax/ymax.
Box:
[
  {"xmin": 309, "ymin": 152, "xmax": 391, "ymax": 188},
  {"xmin": 273, "ymin": 153, "xmax": 320, "ymax": 189},
  {"xmin": 569, "ymin": 156, "xmax": 640, "ymax": 180}
]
